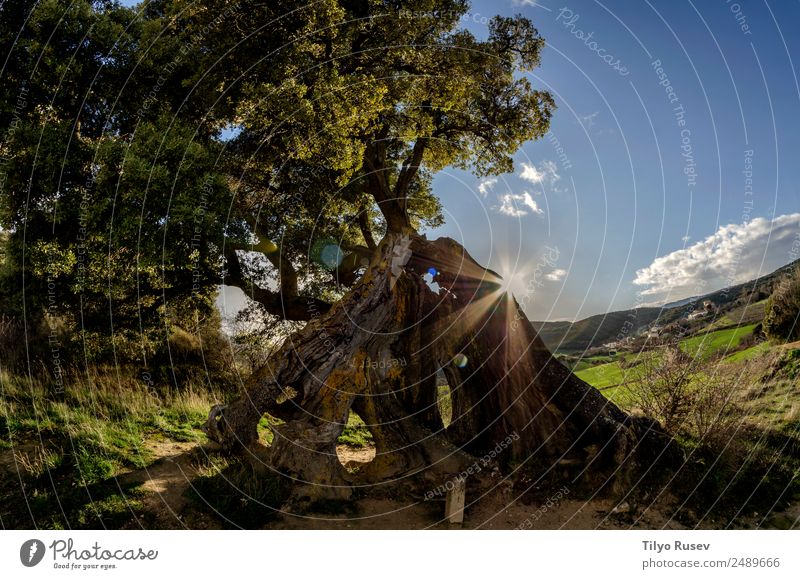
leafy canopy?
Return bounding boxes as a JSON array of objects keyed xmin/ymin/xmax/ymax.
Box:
[{"xmin": 0, "ymin": 0, "xmax": 554, "ymax": 366}]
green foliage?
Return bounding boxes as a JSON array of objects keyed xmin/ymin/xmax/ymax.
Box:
[
  {"xmin": 1, "ymin": 0, "xmax": 555, "ymax": 367},
  {"xmin": 0, "ymin": 0, "xmax": 238, "ymax": 372},
  {"xmin": 764, "ymin": 267, "xmax": 800, "ymax": 341}
]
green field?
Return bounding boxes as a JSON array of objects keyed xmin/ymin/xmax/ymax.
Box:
[
  {"xmin": 680, "ymin": 324, "xmax": 757, "ymax": 359},
  {"xmin": 706, "ymin": 300, "xmax": 767, "ymax": 331},
  {"xmin": 576, "ymin": 324, "xmax": 759, "ymax": 395},
  {"xmin": 575, "ymin": 359, "xmax": 627, "ymax": 389},
  {"xmin": 570, "ymin": 355, "xmax": 614, "ymax": 373},
  {"xmin": 723, "ymin": 341, "xmax": 772, "ymax": 363}
]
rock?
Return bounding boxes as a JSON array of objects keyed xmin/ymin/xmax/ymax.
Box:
[{"xmin": 612, "ymin": 501, "xmax": 631, "ymax": 514}]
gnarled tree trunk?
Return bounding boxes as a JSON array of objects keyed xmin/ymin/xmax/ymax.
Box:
[{"xmin": 205, "ymin": 232, "xmax": 674, "ymax": 502}]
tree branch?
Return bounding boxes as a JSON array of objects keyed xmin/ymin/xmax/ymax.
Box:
[
  {"xmin": 394, "ymin": 137, "xmax": 426, "ymax": 205},
  {"xmin": 264, "ymin": 248, "xmax": 299, "ymax": 298},
  {"xmin": 223, "ymin": 245, "xmax": 330, "ymax": 321},
  {"xmin": 245, "ymin": 225, "xmax": 300, "ymax": 298},
  {"xmin": 333, "ymin": 244, "xmax": 374, "ymax": 286},
  {"xmin": 364, "ymin": 138, "xmax": 410, "ymax": 233},
  {"xmin": 357, "ymin": 204, "xmax": 377, "ymax": 251}
]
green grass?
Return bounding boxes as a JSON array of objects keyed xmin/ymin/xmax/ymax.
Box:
[
  {"xmin": 577, "ymin": 326, "xmax": 759, "ymax": 391},
  {"xmin": 0, "ymin": 367, "xmax": 222, "ymax": 527},
  {"xmin": 337, "ymin": 411, "xmax": 374, "ymax": 447},
  {"xmin": 574, "ymin": 352, "xmax": 649, "ymax": 389},
  {"xmin": 572, "ymin": 355, "xmax": 614, "ymax": 373},
  {"xmin": 681, "ymin": 324, "xmax": 757, "ymax": 359},
  {"xmin": 577, "ymin": 325, "xmax": 760, "ymax": 405},
  {"xmin": 575, "ymin": 360, "xmax": 651, "ymax": 408},
  {"xmin": 1, "ymin": 369, "xmax": 217, "ymax": 452},
  {"xmin": 74, "ymin": 486, "xmax": 148, "ymax": 527},
  {"xmin": 575, "ymin": 361, "xmax": 625, "ymax": 389},
  {"xmin": 723, "ymin": 341, "xmax": 771, "ymax": 363},
  {"xmin": 577, "ymin": 333, "xmax": 800, "ymax": 522}
]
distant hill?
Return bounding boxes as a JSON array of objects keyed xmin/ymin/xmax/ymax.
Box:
[
  {"xmin": 662, "ymin": 295, "xmax": 699, "ymax": 309},
  {"xmin": 533, "ymin": 259, "xmax": 798, "ymax": 353},
  {"xmin": 532, "ymin": 308, "xmax": 662, "ymax": 353}
]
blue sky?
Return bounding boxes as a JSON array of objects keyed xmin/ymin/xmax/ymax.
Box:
[
  {"xmin": 426, "ymin": 0, "xmax": 800, "ymax": 321},
  {"xmin": 121, "ymin": 0, "xmax": 800, "ymax": 322}
]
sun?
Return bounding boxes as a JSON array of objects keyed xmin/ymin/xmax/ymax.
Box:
[
  {"xmin": 498, "ymin": 269, "xmax": 517, "ymax": 294},
  {"xmin": 495, "ymin": 254, "xmax": 531, "ymax": 299}
]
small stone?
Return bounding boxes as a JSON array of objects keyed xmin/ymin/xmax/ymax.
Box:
[{"xmin": 612, "ymin": 501, "xmax": 631, "ymax": 514}]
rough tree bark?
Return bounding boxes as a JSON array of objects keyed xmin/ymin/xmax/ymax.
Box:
[{"xmin": 205, "ymin": 232, "xmax": 675, "ymax": 501}]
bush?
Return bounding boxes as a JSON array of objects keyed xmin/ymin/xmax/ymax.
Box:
[
  {"xmin": 764, "ymin": 267, "xmax": 800, "ymax": 341},
  {"xmin": 632, "ymin": 346, "xmax": 743, "ymax": 451},
  {"xmin": 0, "ymin": 315, "xmax": 50, "ymax": 372}
]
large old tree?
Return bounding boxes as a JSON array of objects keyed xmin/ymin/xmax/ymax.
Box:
[
  {"xmin": 1, "ymin": 0, "xmax": 673, "ymax": 501},
  {"xmin": 196, "ymin": 0, "xmax": 673, "ymax": 498}
]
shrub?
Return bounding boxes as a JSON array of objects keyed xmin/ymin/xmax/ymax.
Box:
[
  {"xmin": 633, "ymin": 346, "xmax": 698, "ymax": 433},
  {"xmin": 632, "ymin": 345, "xmax": 743, "ymax": 451},
  {"xmin": 764, "ymin": 267, "xmax": 800, "ymax": 341}
]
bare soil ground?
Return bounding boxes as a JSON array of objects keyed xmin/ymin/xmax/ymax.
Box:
[{"xmin": 115, "ymin": 440, "xmax": 204, "ymax": 529}]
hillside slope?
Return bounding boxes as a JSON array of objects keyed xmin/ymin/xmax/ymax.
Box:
[
  {"xmin": 534, "ymin": 258, "xmax": 797, "ymax": 352},
  {"xmin": 533, "ymin": 308, "xmax": 662, "ymax": 353}
]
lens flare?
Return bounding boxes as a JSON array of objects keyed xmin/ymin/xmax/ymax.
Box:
[
  {"xmin": 311, "ymin": 239, "xmax": 345, "ymax": 269},
  {"xmin": 320, "ymin": 244, "xmax": 344, "ymax": 268}
]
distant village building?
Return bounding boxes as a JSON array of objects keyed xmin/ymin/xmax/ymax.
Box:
[
  {"xmin": 646, "ymin": 325, "xmax": 663, "ymax": 338},
  {"xmin": 687, "ymin": 310, "xmax": 707, "ymax": 321}
]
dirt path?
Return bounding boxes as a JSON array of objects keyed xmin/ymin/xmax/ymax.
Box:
[{"xmin": 116, "ymin": 440, "xmax": 206, "ymax": 529}]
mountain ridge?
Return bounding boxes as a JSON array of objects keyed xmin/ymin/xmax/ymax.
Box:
[{"xmin": 532, "ymin": 258, "xmax": 798, "ymax": 352}]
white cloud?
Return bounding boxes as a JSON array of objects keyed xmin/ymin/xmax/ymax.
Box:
[
  {"xmin": 633, "ymin": 214, "xmax": 800, "ymax": 302},
  {"xmin": 520, "ymin": 162, "xmax": 545, "ymax": 183},
  {"xmin": 477, "ymin": 177, "xmax": 498, "ymax": 197},
  {"xmin": 495, "ymin": 191, "xmax": 543, "ymax": 217},
  {"xmin": 520, "ymin": 160, "xmax": 560, "ymax": 186},
  {"xmin": 545, "ymin": 268, "xmax": 567, "ymax": 281},
  {"xmin": 521, "ymin": 192, "xmax": 543, "ymax": 214},
  {"xmin": 511, "ymin": 0, "xmax": 540, "ymax": 6}
]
